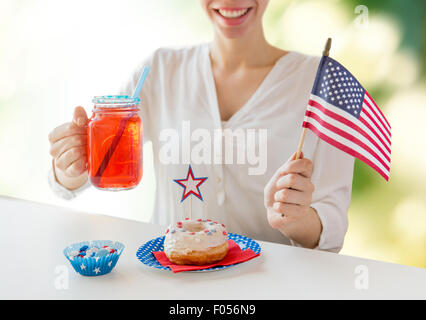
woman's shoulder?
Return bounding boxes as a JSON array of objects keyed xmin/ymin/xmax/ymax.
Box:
[{"xmin": 286, "ymin": 50, "xmax": 322, "ymax": 72}]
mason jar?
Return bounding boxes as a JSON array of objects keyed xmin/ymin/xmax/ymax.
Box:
[{"xmin": 88, "ymin": 95, "xmax": 142, "ymax": 190}]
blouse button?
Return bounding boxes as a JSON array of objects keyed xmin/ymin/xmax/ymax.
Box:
[{"xmin": 216, "ymin": 177, "xmax": 222, "ymax": 183}]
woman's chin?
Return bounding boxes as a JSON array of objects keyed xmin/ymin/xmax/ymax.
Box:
[{"xmin": 215, "ymin": 25, "xmax": 251, "ymax": 39}]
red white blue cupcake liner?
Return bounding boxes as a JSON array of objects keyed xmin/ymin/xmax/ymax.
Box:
[{"xmin": 64, "ymin": 240, "xmax": 125, "ymax": 276}]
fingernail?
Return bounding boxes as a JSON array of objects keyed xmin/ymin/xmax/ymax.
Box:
[{"xmin": 77, "ymin": 118, "xmax": 85, "ymax": 126}]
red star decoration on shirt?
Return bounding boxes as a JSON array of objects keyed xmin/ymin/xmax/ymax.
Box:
[{"xmin": 173, "ymin": 165, "xmax": 208, "ymax": 202}]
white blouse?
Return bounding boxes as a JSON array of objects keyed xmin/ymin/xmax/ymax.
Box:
[{"xmin": 50, "ymin": 43, "xmax": 354, "ymax": 252}]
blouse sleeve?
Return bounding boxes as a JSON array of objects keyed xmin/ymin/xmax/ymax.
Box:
[
  {"xmin": 48, "ymin": 160, "xmax": 90, "ymax": 200},
  {"xmin": 291, "ymin": 136, "xmax": 355, "ymax": 253}
]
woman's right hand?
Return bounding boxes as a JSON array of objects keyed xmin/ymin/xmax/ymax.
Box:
[{"xmin": 48, "ymin": 106, "xmax": 89, "ymax": 190}]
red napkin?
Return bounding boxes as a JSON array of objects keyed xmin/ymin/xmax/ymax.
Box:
[{"xmin": 153, "ymin": 239, "xmax": 260, "ymax": 273}]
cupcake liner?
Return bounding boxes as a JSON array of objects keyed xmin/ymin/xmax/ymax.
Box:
[{"xmin": 64, "ymin": 240, "xmax": 125, "ymax": 276}]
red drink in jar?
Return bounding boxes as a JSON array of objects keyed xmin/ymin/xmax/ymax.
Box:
[{"xmin": 88, "ymin": 95, "xmax": 142, "ymax": 190}]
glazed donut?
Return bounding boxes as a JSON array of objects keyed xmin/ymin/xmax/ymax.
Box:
[{"xmin": 163, "ymin": 218, "xmax": 228, "ymax": 265}]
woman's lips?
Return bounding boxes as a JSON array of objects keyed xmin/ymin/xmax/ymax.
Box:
[{"xmin": 213, "ymin": 7, "xmax": 253, "ymax": 26}]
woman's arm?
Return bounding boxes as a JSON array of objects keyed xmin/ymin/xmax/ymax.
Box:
[
  {"xmin": 48, "ymin": 107, "xmax": 89, "ymax": 191},
  {"xmin": 264, "ymin": 152, "xmax": 322, "ymax": 249},
  {"xmin": 264, "ymin": 140, "xmax": 354, "ymax": 252}
]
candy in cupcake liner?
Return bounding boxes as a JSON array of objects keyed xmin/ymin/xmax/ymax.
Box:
[{"xmin": 64, "ymin": 240, "xmax": 125, "ymax": 276}]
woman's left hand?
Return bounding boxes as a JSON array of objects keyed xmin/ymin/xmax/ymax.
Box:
[{"xmin": 264, "ymin": 152, "xmax": 322, "ymax": 248}]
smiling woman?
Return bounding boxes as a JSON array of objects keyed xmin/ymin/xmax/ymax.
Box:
[
  {"xmin": 46, "ymin": 0, "xmax": 354, "ymax": 251},
  {"xmin": 0, "ymin": 0, "xmax": 423, "ymax": 271}
]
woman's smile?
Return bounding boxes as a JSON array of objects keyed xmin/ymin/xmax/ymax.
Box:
[{"xmin": 212, "ymin": 7, "xmax": 253, "ymax": 26}]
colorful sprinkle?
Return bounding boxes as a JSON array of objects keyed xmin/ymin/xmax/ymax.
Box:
[
  {"xmin": 189, "ymin": 232, "xmax": 195, "ymax": 235},
  {"xmin": 79, "ymin": 245, "xmax": 89, "ymax": 251},
  {"xmin": 165, "ymin": 228, "xmax": 169, "ymax": 234},
  {"xmin": 211, "ymin": 228, "xmax": 217, "ymax": 233},
  {"xmin": 96, "ymin": 248, "xmax": 110, "ymax": 257},
  {"xmin": 69, "ymin": 250, "xmax": 79, "ymax": 257},
  {"xmin": 197, "ymin": 218, "xmax": 202, "ymax": 222},
  {"xmin": 204, "ymin": 229, "xmax": 209, "ymax": 233},
  {"xmin": 223, "ymin": 231, "xmax": 228, "ymax": 235},
  {"xmin": 207, "ymin": 232, "xmax": 212, "ymax": 236}
]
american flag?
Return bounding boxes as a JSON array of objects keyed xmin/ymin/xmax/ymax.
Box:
[{"xmin": 303, "ymin": 56, "xmax": 391, "ymax": 181}]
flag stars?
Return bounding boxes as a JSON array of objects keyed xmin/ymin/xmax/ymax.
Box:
[{"xmin": 316, "ymin": 60, "xmax": 366, "ymax": 117}]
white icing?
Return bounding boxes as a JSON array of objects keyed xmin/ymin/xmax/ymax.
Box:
[{"xmin": 164, "ymin": 220, "xmax": 227, "ymax": 254}]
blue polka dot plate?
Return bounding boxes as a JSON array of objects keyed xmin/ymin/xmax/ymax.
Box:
[{"xmin": 136, "ymin": 233, "xmax": 261, "ymax": 272}]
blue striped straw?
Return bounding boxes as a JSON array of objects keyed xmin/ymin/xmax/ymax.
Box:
[{"xmin": 132, "ymin": 66, "xmax": 150, "ymax": 99}]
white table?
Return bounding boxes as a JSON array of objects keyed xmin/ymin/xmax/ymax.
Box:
[{"xmin": 0, "ymin": 196, "xmax": 425, "ymax": 300}]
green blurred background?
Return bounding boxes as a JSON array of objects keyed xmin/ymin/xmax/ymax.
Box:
[{"xmin": 0, "ymin": 0, "xmax": 425, "ymax": 268}]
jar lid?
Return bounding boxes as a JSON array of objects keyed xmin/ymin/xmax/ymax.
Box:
[{"xmin": 92, "ymin": 95, "xmax": 140, "ymax": 106}]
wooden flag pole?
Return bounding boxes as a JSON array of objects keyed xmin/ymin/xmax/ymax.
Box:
[
  {"xmin": 295, "ymin": 38, "xmax": 332, "ymax": 160},
  {"xmin": 190, "ymin": 196, "xmax": 193, "ymax": 220}
]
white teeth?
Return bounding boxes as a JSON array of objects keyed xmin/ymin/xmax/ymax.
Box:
[{"xmin": 218, "ymin": 8, "xmax": 249, "ymax": 18}]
